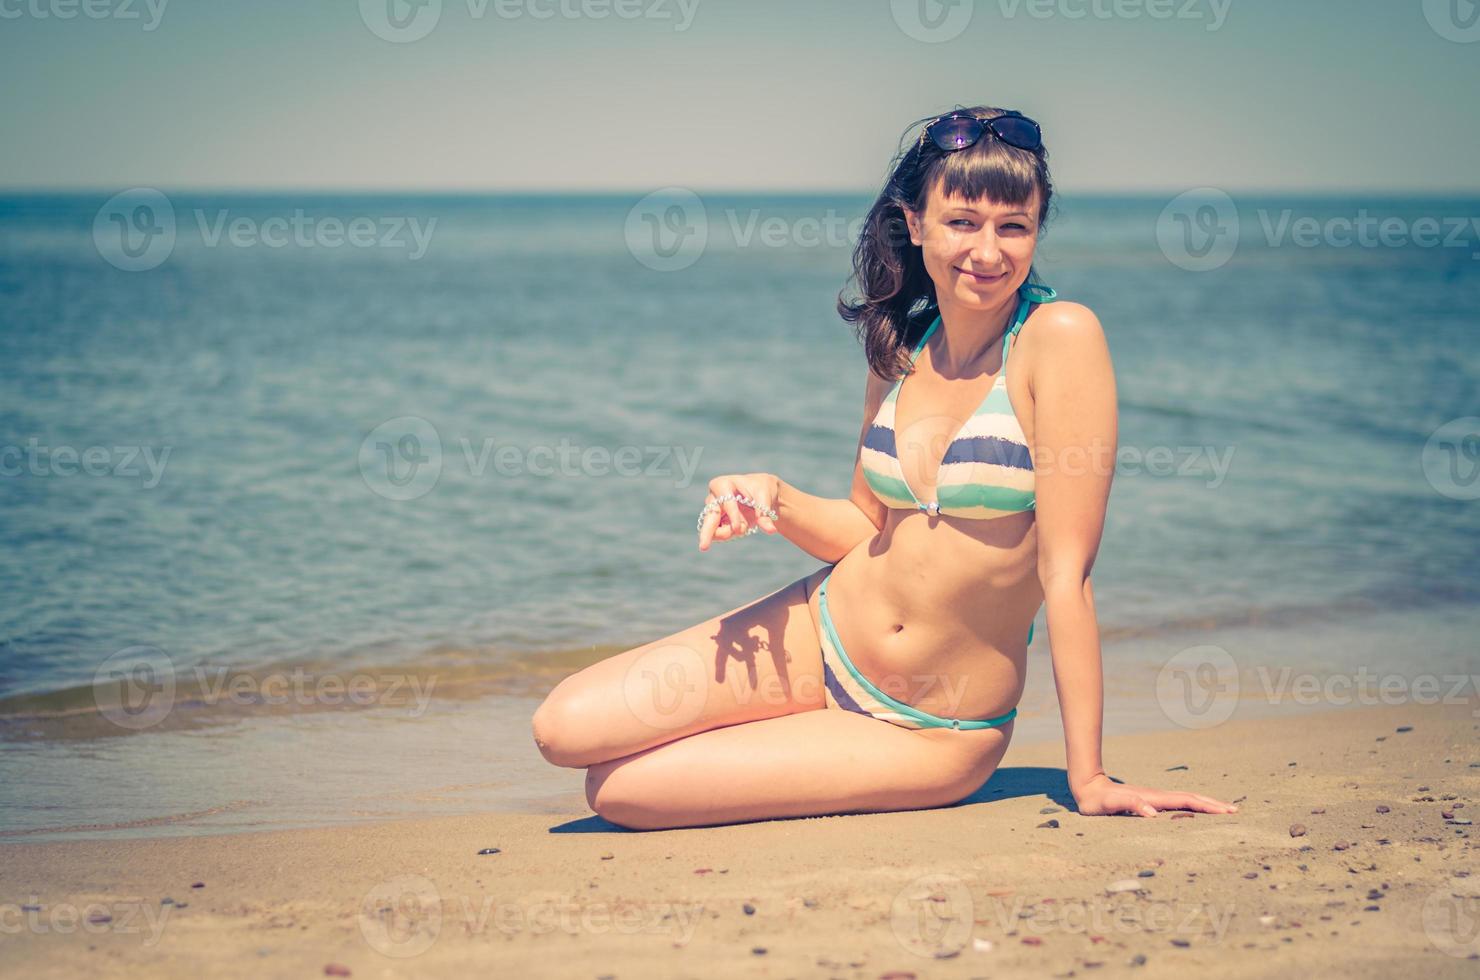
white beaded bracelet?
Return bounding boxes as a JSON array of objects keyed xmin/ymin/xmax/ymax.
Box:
[{"xmin": 696, "ymin": 492, "xmax": 778, "ymax": 537}]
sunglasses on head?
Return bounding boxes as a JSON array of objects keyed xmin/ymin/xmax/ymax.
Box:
[{"xmin": 920, "ymin": 109, "xmax": 1043, "ymax": 153}]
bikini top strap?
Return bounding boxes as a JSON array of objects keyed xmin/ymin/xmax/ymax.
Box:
[
  {"xmin": 908, "ymin": 314, "xmax": 942, "ymax": 366},
  {"xmin": 912, "ymin": 283, "xmax": 1056, "ymax": 373},
  {"xmin": 1002, "ymin": 283, "xmax": 1057, "ymax": 372}
]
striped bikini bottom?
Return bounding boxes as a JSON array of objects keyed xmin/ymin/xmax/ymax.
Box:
[{"xmin": 816, "ymin": 570, "xmax": 1018, "ymax": 731}]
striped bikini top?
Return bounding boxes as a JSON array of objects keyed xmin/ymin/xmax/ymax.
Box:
[{"xmin": 862, "ymin": 282, "xmax": 1057, "ymax": 521}]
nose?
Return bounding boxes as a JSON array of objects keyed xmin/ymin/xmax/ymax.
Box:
[{"xmin": 967, "ymin": 227, "xmax": 1002, "ymax": 267}]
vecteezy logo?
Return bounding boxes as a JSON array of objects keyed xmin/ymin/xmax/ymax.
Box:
[
  {"xmin": 360, "ymin": 0, "xmax": 442, "ymax": 43},
  {"xmin": 1423, "ymin": 885, "xmax": 1480, "ymax": 957},
  {"xmin": 359, "ymin": 875, "xmax": 443, "ymax": 957},
  {"xmin": 621, "ymin": 644, "xmax": 709, "ymax": 732},
  {"xmin": 1156, "ymin": 644, "xmax": 1239, "ymax": 729},
  {"xmin": 1156, "ymin": 187, "xmax": 1239, "ymax": 272},
  {"xmin": 891, "ymin": 873, "xmax": 974, "ymax": 957},
  {"xmin": 1423, "ymin": 0, "xmax": 1480, "ymax": 43},
  {"xmin": 1423, "ymin": 417, "xmax": 1480, "ymax": 501},
  {"xmin": 359, "ymin": 416, "xmax": 443, "ymax": 501},
  {"xmin": 92, "ymin": 646, "xmax": 177, "ymax": 731},
  {"xmin": 93, "ymin": 189, "xmax": 176, "ymax": 272},
  {"xmin": 890, "ymin": 0, "xmax": 974, "ymax": 43},
  {"xmin": 624, "ymin": 187, "xmax": 708, "ymax": 272}
]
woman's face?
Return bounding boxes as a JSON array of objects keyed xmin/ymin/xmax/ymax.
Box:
[{"xmin": 904, "ymin": 181, "xmax": 1040, "ymax": 310}]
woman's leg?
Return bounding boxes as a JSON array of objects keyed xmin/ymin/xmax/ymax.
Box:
[
  {"xmin": 531, "ymin": 566, "xmax": 831, "ymax": 769},
  {"xmin": 585, "ymin": 709, "xmax": 1014, "ymax": 830}
]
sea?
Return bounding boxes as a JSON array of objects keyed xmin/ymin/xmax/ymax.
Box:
[{"xmin": 1, "ymin": 190, "xmax": 1477, "ymax": 840}]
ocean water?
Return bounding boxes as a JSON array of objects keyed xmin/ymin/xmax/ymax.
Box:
[{"xmin": 2, "ymin": 192, "xmax": 1478, "ymax": 839}]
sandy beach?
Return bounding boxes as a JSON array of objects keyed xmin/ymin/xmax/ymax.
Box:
[{"xmin": 2, "ymin": 699, "xmax": 1476, "ymax": 979}]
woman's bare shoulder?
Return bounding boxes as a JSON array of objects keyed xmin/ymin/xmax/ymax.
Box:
[{"xmin": 1028, "ymin": 300, "xmax": 1105, "ymax": 343}]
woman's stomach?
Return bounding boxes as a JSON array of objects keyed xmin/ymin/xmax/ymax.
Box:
[{"xmin": 826, "ymin": 509, "xmax": 1042, "ymax": 720}]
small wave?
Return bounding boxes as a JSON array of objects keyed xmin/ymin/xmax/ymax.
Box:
[
  {"xmin": 0, "ymin": 643, "xmax": 627, "ymax": 743},
  {"xmin": 0, "ymin": 799, "xmax": 262, "ymax": 838}
]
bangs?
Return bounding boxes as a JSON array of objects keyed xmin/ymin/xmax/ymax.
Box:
[{"xmin": 928, "ymin": 137, "xmax": 1042, "ymax": 217}]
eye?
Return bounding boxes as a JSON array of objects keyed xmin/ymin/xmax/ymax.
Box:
[
  {"xmin": 1002, "ymin": 222, "xmax": 1028, "ymax": 231},
  {"xmin": 950, "ymin": 219, "xmax": 976, "ymax": 228}
]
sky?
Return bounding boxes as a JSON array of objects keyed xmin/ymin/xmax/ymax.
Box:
[{"xmin": 0, "ymin": 0, "xmax": 1477, "ymax": 193}]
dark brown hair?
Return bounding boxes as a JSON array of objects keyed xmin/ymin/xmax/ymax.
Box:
[{"xmin": 837, "ymin": 105, "xmax": 1056, "ymax": 381}]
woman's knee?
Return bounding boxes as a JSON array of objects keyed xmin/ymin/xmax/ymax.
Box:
[
  {"xmin": 584, "ymin": 762, "xmax": 662, "ymax": 830},
  {"xmin": 531, "ymin": 683, "xmax": 601, "ymax": 768}
]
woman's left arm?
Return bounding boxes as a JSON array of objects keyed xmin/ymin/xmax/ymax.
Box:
[{"xmin": 1030, "ymin": 302, "xmax": 1237, "ymax": 818}]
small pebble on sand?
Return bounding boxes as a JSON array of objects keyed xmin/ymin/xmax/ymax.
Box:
[
  {"xmin": 743, "ymin": 903, "xmax": 755, "ymax": 915},
  {"xmin": 1396, "ymin": 726, "xmax": 1413, "ymax": 733},
  {"xmin": 323, "ymin": 965, "xmax": 351, "ymax": 978},
  {"xmin": 1038, "ymin": 819, "xmax": 1060, "ymax": 829},
  {"xmin": 1290, "ymin": 824, "xmax": 1308, "ymax": 838}
]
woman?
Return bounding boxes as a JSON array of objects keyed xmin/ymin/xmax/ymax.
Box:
[{"xmin": 532, "ymin": 105, "xmax": 1237, "ymax": 830}]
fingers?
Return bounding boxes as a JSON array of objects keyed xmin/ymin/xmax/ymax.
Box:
[
  {"xmin": 741, "ymin": 487, "xmax": 777, "ymax": 534},
  {"xmin": 698, "ymin": 489, "xmax": 730, "ymax": 550},
  {"xmin": 754, "ymin": 493, "xmax": 778, "ymax": 534},
  {"xmin": 1191, "ymin": 793, "xmax": 1238, "ymax": 814},
  {"xmin": 1144, "ymin": 790, "xmax": 1238, "ymax": 815},
  {"xmin": 1132, "ymin": 796, "xmax": 1160, "ymax": 818},
  {"xmin": 700, "ymin": 478, "xmax": 781, "ymax": 547},
  {"xmin": 700, "ymin": 481, "xmax": 741, "ymax": 548},
  {"xmin": 721, "ymin": 492, "xmax": 745, "ymax": 536},
  {"xmin": 698, "ymin": 503, "xmax": 724, "ymax": 550}
]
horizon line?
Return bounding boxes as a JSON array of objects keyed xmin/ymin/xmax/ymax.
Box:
[{"xmin": 4, "ymin": 185, "xmax": 1480, "ymax": 199}]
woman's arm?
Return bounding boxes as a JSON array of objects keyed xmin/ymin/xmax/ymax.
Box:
[
  {"xmin": 699, "ymin": 370, "xmax": 888, "ymax": 563},
  {"xmin": 774, "ymin": 370, "xmax": 891, "ymax": 563},
  {"xmin": 773, "ymin": 478, "xmax": 879, "ymax": 564},
  {"xmin": 1029, "ymin": 302, "xmax": 1235, "ymax": 817}
]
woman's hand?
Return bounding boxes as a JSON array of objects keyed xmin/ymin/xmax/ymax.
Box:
[
  {"xmin": 1072, "ymin": 772, "xmax": 1238, "ymax": 818},
  {"xmin": 698, "ymin": 473, "xmax": 781, "ymax": 550}
]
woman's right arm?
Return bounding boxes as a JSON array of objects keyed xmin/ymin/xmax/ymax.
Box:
[{"xmin": 701, "ymin": 370, "xmax": 893, "ymax": 568}]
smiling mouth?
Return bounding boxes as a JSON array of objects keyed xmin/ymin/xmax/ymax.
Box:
[{"xmin": 957, "ymin": 268, "xmax": 1006, "ymax": 282}]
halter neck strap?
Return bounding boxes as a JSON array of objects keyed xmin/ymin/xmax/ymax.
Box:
[{"xmin": 910, "ymin": 281, "xmax": 1057, "ymax": 365}]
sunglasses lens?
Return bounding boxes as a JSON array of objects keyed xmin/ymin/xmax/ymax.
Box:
[
  {"xmin": 929, "ymin": 115, "xmax": 984, "ymax": 151},
  {"xmin": 991, "ymin": 115, "xmax": 1041, "ymax": 150}
]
